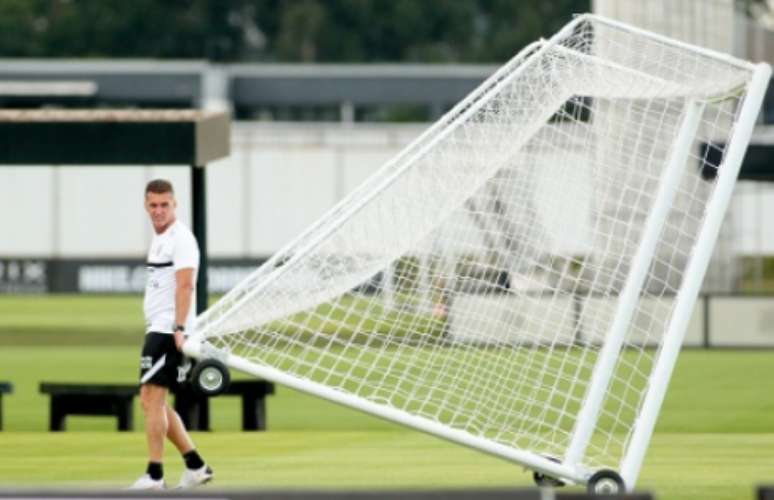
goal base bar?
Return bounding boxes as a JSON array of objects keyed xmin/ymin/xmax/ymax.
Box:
[{"xmin": 183, "ymin": 339, "xmax": 589, "ymax": 485}]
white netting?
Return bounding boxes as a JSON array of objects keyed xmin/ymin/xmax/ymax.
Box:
[{"xmin": 195, "ymin": 16, "xmax": 758, "ymax": 476}]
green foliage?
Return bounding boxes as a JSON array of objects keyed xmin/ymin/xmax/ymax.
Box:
[
  {"xmin": 738, "ymin": 255, "xmax": 774, "ymax": 292},
  {"xmin": 0, "ymin": 0, "xmax": 246, "ymax": 59},
  {"xmin": 0, "ymin": 0, "xmax": 589, "ymax": 62}
]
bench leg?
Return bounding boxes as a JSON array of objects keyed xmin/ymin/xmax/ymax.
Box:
[
  {"xmin": 174, "ymin": 392, "xmax": 210, "ymax": 432},
  {"xmin": 183, "ymin": 399, "xmax": 210, "ymax": 432},
  {"xmin": 197, "ymin": 400, "xmax": 210, "ymax": 431},
  {"xmin": 241, "ymin": 395, "xmax": 267, "ymax": 431},
  {"xmin": 117, "ymin": 398, "xmax": 133, "ymax": 431},
  {"xmin": 50, "ymin": 397, "xmax": 66, "ymax": 432}
]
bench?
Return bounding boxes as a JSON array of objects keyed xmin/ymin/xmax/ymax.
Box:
[
  {"xmin": 173, "ymin": 380, "xmax": 275, "ymax": 431},
  {"xmin": 39, "ymin": 383, "xmax": 139, "ymax": 431},
  {"xmin": 39, "ymin": 380, "xmax": 275, "ymax": 432},
  {"xmin": 0, "ymin": 382, "xmax": 13, "ymax": 430}
]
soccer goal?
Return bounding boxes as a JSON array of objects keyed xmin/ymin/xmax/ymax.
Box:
[{"xmin": 185, "ymin": 14, "xmax": 770, "ymax": 493}]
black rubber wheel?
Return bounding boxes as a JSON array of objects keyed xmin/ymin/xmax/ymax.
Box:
[
  {"xmin": 587, "ymin": 469, "xmax": 625, "ymax": 495},
  {"xmin": 532, "ymin": 455, "xmax": 565, "ymax": 488},
  {"xmin": 190, "ymin": 359, "xmax": 230, "ymax": 396}
]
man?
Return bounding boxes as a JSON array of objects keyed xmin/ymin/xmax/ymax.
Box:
[{"xmin": 129, "ymin": 179, "xmax": 213, "ymax": 490}]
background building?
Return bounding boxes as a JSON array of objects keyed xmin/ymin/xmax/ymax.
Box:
[{"xmin": 2, "ymin": 0, "xmax": 774, "ymax": 297}]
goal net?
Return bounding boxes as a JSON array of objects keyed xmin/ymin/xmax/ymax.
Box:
[{"xmin": 187, "ymin": 14, "xmax": 769, "ymax": 489}]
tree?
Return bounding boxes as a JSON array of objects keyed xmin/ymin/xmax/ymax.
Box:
[{"xmin": 0, "ymin": 0, "xmax": 588, "ymax": 62}]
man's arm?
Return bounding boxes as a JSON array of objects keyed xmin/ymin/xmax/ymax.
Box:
[{"xmin": 174, "ymin": 267, "xmax": 196, "ymax": 350}]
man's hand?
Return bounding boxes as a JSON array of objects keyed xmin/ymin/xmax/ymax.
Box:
[{"xmin": 174, "ymin": 329, "xmax": 185, "ymax": 351}]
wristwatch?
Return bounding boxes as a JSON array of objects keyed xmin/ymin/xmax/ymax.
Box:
[{"xmin": 174, "ymin": 324, "xmax": 185, "ymax": 333}]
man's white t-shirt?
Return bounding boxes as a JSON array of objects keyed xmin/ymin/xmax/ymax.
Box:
[{"xmin": 143, "ymin": 220, "xmax": 199, "ymax": 335}]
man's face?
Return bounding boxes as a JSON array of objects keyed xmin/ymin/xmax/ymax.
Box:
[{"xmin": 145, "ymin": 191, "xmax": 177, "ymax": 232}]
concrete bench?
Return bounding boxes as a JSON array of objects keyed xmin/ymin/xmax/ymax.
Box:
[
  {"xmin": 0, "ymin": 382, "xmax": 13, "ymax": 430},
  {"xmin": 39, "ymin": 383, "xmax": 138, "ymax": 431},
  {"xmin": 173, "ymin": 380, "xmax": 275, "ymax": 431}
]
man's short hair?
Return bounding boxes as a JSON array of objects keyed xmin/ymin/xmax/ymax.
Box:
[{"xmin": 145, "ymin": 179, "xmax": 174, "ymax": 196}]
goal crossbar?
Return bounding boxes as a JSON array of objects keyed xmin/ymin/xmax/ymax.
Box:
[{"xmin": 550, "ymin": 43, "xmax": 744, "ymax": 100}]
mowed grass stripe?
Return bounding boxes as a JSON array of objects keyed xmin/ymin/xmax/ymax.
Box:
[
  {"xmin": 3, "ymin": 346, "xmax": 774, "ymax": 433},
  {"xmin": 1, "ymin": 432, "xmax": 773, "ymax": 500},
  {"xmin": 0, "ymin": 294, "xmax": 144, "ymax": 345}
]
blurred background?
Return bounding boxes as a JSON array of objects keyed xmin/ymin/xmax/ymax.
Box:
[
  {"xmin": 2, "ymin": 3, "xmax": 774, "ymax": 499},
  {"xmin": 2, "ymin": 0, "xmax": 774, "ymax": 347}
]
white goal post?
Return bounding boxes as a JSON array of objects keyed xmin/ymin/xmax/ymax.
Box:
[{"xmin": 185, "ymin": 14, "xmax": 770, "ymax": 491}]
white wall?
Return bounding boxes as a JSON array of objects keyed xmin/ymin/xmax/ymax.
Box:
[
  {"xmin": 709, "ymin": 296, "xmax": 774, "ymax": 346},
  {"xmin": 592, "ymin": 0, "xmax": 737, "ymax": 53},
  {"xmin": 449, "ymin": 294, "xmax": 774, "ymax": 348},
  {"xmin": 0, "ymin": 167, "xmax": 55, "ymax": 256},
  {"xmin": 0, "ymin": 122, "xmax": 425, "ymax": 258},
  {"xmin": 732, "ymin": 181, "xmax": 774, "ymax": 255},
  {"xmin": 3, "ymin": 121, "xmax": 774, "ymax": 259}
]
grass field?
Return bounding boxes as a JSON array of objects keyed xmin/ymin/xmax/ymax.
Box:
[{"xmin": 1, "ymin": 295, "xmax": 773, "ymax": 499}]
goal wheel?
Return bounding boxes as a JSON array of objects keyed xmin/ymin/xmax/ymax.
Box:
[
  {"xmin": 586, "ymin": 469, "xmax": 625, "ymax": 495},
  {"xmin": 532, "ymin": 455, "xmax": 565, "ymax": 488},
  {"xmin": 190, "ymin": 359, "xmax": 230, "ymax": 396}
]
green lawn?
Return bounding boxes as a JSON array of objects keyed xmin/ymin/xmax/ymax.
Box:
[
  {"xmin": 0, "ymin": 294, "xmax": 144, "ymax": 345},
  {"xmin": 1, "ymin": 295, "xmax": 773, "ymax": 499},
  {"xmin": 1, "ymin": 431, "xmax": 772, "ymax": 498}
]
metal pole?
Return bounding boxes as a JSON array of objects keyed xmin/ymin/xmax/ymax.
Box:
[
  {"xmin": 191, "ymin": 165, "xmax": 208, "ymax": 315},
  {"xmin": 620, "ymin": 62, "xmax": 772, "ymax": 489},
  {"xmin": 564, "ymin": 99, "xmax": 705, "ymax": 473}
]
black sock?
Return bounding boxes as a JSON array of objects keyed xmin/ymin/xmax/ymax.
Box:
[
  {"xmin": 146, "ymin": 462, "xmax": 163, "ymax": 480},
  {"xmin": 183, "ymin": 450, "xmax": 205, "ymax": 470}
]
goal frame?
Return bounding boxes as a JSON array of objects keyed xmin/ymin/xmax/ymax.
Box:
[{"xmin": 185, "ymin": 13, "xmax": 771, "ymax": 490}]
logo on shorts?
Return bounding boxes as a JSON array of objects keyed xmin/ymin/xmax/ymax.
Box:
[
  {"xmin": 140, "ymin": 356, "xmax": 153, "ymax": 370},
  {"xmin": 177, "ymin": 358, "xmax": 192, "ymax": 383}
]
